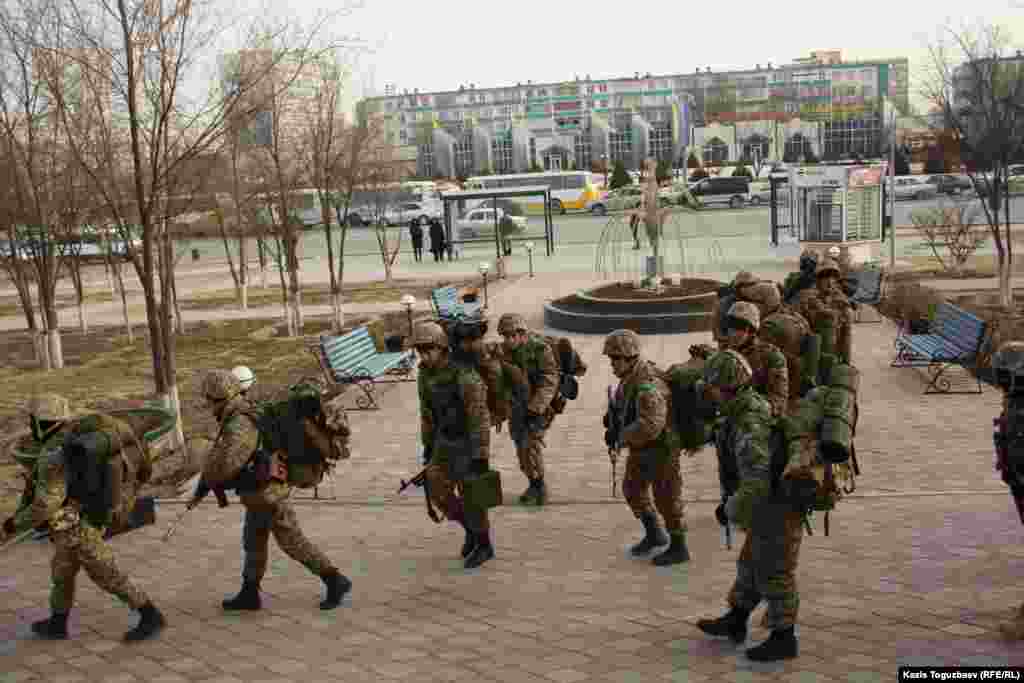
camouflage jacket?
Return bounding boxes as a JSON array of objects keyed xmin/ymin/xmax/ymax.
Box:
[
  {"xmin": 497, "ymin": 334, "xmax": 559, "ymax": 416},
  {"xmin": 203, "ymin": 397, "xmax": 260, "ymax": 487},
  {"xmin": 733, "ymin": 337, "xmax": 789, "ymax": 418},
  {"xmin": 31, "ymin": 413, "xmax": 145, "ymax": 530},
  {"xmin": 616, "ymin": 359, "xmax": 677, "ymax": 454},
  {"xmin": 714, "ymin": 388, "xmax": 775, "ymax": 530},
  {"xmin": 418, "ymin": 362, "xmax": 491, "ymax": 462}
]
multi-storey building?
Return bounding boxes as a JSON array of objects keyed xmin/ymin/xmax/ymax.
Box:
[{"xmin": 358, "ymin": 51, "xmax": 909, "ymax": 178}]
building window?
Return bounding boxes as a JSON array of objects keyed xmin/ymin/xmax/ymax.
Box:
[
  {"xmin": 741, "ymin": 135, "xmax": 770, "ymax": 163},
  {"xmin": 454, "ymin": 134, "xmax": 474, "ymax": 177},
  {"xmin": 609, "ymin": 128, "xmax": 632, "ymax": 166},
  {"xmin": 649, "ymin": 124, "xmax": 673, "ymax": 163},
  {"xmin": 703, "ymin": 137, "xmax": 729, "ymax": 164},
  {"xmin": 783, "ymin": 134, "xmax": 813, "ymax": 162},
  {"xmin": 492, "ymin": 138, "xmax": 513, "ymax": 173},
  {"xmin": 420, "ymin": 144, "xmax": 434, "ymax": 178},
  {"xmin": 574, "ymin": 133, "xmax": 592, "ymax": 170},
  {"xmin": 823, "ymin": 113, "xmax": 881, "ymax": 159},
  {"xmin": 529, "ymin": 137, "xmax": 537, "ymax": 168}
]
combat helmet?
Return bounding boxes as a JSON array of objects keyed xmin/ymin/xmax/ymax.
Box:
[
  {"xmin": 412, "ymin": 321, "xmax": 448, "ymax": 348},
  {"xmin": 231, "ymin": 366, "xmax": 255, "ymax": 391},
  {"xmin": 603, "ymin": 329, "xmax": 642, "ymax": 357},
  {"xmin": 450, "ymin": 313, "xmax": 489, "ymax": 342},
  {"xmin": 726, "ymin": 301, "xmax": 761, "ymax": 332},
  {"xmin": 702, "ymin": 349, "xmax": 753, "ymax": 390},
  {"xmin": 733, "ymin": 271, "xmax": 758, "ymax": 289},
  {"xmin": 816, "ymin": 258, "xmax": 841, "ymax": 279},
  {"xmin": 201, "ymin": 369, "xmax": 242, "ymax": 402},
  {"xmin": 26, "ymin": 394, "xmax": 71, "ymax": 421},
  {"xmin": 993, "ymin": 341, "xmax": 1024, "ymax": 392},
  {"xmin": 799, "ymin": 249, "xmax": 819, "ymax": 274},
  {"xmin": 497, "ymin": 313, "xmax": 527, "ymax": 336}
]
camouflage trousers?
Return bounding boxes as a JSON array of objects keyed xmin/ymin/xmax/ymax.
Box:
[
  {"xmin": 727, "ymin": 501, "xmax": 804, "ymax": 630},
  {"xmin": 239, "ymin": 483, "xmax": 336, "ymax": 583},
  {"xmin": 514, "ymin": 429, "xmax": 547, "ymax": 481},
  {"xmin": 50, "ymin": 521, "xmax": 149, "ymax": 613},
  {"xmin": 424, "ymin": 458, "xmax": 490, "ymax": 533},
  {"xmin": 622, "ymin": 448, "xmax": 686, "ymax": 532}
]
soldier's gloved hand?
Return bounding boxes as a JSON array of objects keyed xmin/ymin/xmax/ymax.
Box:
[
  {"xmin": 2, "ymin": 517, "xmax": 14, "ymax": 536},
  {"xmin": 604, "ymin": 428, "xmax": 616, "ymax": 449},
  {"xmin": 422, "ymin": 444, "xmax": 433, "ymax": 465},
  {"xmin": 525, "ymin": 412, "xmax": 546, "ymax": 434},
  {"xmin": 469, "ymin": 460, "xmax": 489, "ymax": 476}
]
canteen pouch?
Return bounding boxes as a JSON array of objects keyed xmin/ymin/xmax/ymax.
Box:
[{"xmin": 462, "ymin": 469, "xmax": 503, "ymax": 509}]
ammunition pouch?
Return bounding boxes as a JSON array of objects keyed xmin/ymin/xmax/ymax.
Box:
[
  {"xmin": 550, "ymin": 393, "xmax": 567, "ymax": 415},
  {"xmin": 559, "ymin": 374, "xmax": 579, "ymax": 401},
  {"xmin": 63, "ymin": 435, "xmax": 121, "ymax": 522},
  {"xmin": 462, "ymin": 468, "xmax": 503, "ymax": 510}
]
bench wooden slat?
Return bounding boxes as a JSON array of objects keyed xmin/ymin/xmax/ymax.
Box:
[{"xmin": 892, "ymin": 301, "xmax": 987, "ymax": 394}]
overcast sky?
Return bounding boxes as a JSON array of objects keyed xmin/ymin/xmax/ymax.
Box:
[{"xmin": 329, "ymin": 0, "xmax": 1024, "ymax": 110}]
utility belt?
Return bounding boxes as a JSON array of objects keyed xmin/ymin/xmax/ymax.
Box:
[{"xmin": 226, "ymin": 450, "xmax": 289, "ymax": 493}]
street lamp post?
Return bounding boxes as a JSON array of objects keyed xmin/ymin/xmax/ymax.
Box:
[
  {"xmin": 479, "ymin": 262, "xmax": 490, "ymax": 308},
  {"xmin": 524, "ymin": 241, "xmax": 535, "ymax": 278},
  {"xmin": 400, "ymin": 294, "xmax": 416, "ymax": 345},
  {"xmin": 601, "ymin": 154, "xmax": 609, "ymax": 187},
  {"xmin": 888, "ymin": 108, "xmax": 896, "ymax": 270}
]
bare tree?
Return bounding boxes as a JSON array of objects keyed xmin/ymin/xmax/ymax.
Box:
[
  {"xmin": 35, "ymin": 0, "xmax": 348, "ymax": 446},
  {"xmin": 300, "ymin": 55, "xmax": 350, "ymax": 331},
  {"xmin": 910, "ymin": 202, "xmax": 987, "ymax": 276},
  {"xmin": 922, "ymin": 22, "xmax": 1024, "ymax": 309}
]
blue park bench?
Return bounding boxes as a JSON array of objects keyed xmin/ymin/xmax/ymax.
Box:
[
  {"xmin": 430, "ymin": 285, "xmax": 483, "ymax": 323},
  {"xmin": 308, "ymin": 326, "xmax": 416, "ymax": 410},
  {"xmin": 891, "ymin": 301, "xmax": 987, "ymax": 395}
]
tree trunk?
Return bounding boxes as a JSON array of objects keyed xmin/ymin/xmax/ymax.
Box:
[
  {"xmin": 331, "ymin": 290, "xmax": 344, "ymax": 332},
  {"xmin": 34, "ymin": 331, "xmax": 51, "ymax": 370},
  {"xmin": 113, "ymin": 258, "xmax": 133, "ymax": 344},
  {"xmin": 157, "ymin": 384, "xmax": 186, "ymax": 453},
  {"xmin": 77, "ymin": 300, "xmax": 88, "ymax": 334},
  {"xmin": 46, "ymin": 328, "xmax": 64, "ymax": 370}
]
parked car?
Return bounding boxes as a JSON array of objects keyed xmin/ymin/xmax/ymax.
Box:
[
  {"xmin": 657, "ymin": 182, "xmax": 701, "ymax": 208},
  {"xmin": 455, "ymin": 208, "xmax": 527, "ymax": 240},
  {"xmin": 926, "ymin": 174, "xmax": 972, "ymax": 196},
  {"xmin": 748, "ymin": 182, "xmax": 789, "ymax": 206},
  {"xmin": 887, "ymin": 176, "xmax": 938, "ymax": 201},
  {"xmin": 688, "ymin": 176, "xmax": 751, "ymax": 208},
  {"xmin": 382, "ymin": 201, "xmax": 442, "ymax": 226},
  {"xmin": 586, "ymin": 186, "xmax": 643, "ymax": 216}
]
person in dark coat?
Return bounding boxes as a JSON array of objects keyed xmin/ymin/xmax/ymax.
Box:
[
  {"xmin": 409, "ymin": 218, "xmax": 424, "ymax": 262},
  {"xmin": 429, "ymin": 218, "xmax": 446, "ymax": 262}
]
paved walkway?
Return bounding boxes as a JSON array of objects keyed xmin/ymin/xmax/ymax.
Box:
[{"xmin": 3, "ymin": 272, "xmax": 1024, "ymax": 682}]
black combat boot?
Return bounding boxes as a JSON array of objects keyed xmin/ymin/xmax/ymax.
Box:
[
  {"xmin": 464, "ymin": 531, "xmax": 494, "ymax": 569},
  {"xmin": 460, "ymin": 526, "xmax": 477, "ymax": 559},
  {"xmin": 746, "ymin": 626, "xmax": 798, "ymax": 661},
  {"xmin": 319, "ymin": 570, "xmax": 352, "ymax": 611},
  {"xmin": 533, "ymin": 479, "xmax": 548, "ymax": 506},
  {"xmin": 519, "ymin": 479, "xmax": 539, "ymax": 504},
  {"xmin": 124, "ymin": 603, "xmax": 165, "ymax": 642},
  {"xmin": 630, "ymin": 513, "xmax": 669, "ymax": 556},
  {"xmin": 696, "ymin": 607, "xmax": 751, "ymax": 644},
  {"xmin": 222, "ymin": 580, "xmax": 261, "ymax": 611},
  {"xmin": 31, "ymin": 611, "xmax": 69, "ymax": 640},
  {"xmin": 652, "ymin": 531, "xmax": 691, "ymax": 566}
]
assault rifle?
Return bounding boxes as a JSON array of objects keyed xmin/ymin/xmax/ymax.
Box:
[
  {"xmin": 605, "ymin": 385, "xmax": 623, "ymax": 498},
  {"xmin": 995, "ymin": 410, "xmax": 1024, "ymax": 524},
  {"xmin": 398, "ymin": 465, "xmax": 440, "ymax": 523}
]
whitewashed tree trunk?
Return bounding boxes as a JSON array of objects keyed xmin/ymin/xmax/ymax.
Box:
[
  {"xmin": 158, "ymin": 386, "xmax": 186, "ymax": 453},
  {"xmin": 46, "ymin": 328, "xmax": 64, "ymax": 369},
  {"xmin": 331, "ymin": 291, "xmax": 344, "ymax": 332},
  {"xmin": 77, "ymin": 301, "xmax": 88, "ymax": 334},
  {"xmin": 240, "ymin": 281, "xmax": 248, "ymax": 310},
  {"xmin": 296, "ymin": 288, "xmax": 304, "ymax": 332},
  {"xmin": 35, "ymin": 331, "xmax": 52, "ymax": 370}
]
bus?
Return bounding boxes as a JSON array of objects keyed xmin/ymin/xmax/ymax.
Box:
[{"xmin": 464, "ymin": 171, "xmax": 603, "ymax": 214}]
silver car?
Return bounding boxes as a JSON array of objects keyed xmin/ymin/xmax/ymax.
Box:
[{"xmin": 888, "ymin": 176, "xmax": 938, "ymax": 201}]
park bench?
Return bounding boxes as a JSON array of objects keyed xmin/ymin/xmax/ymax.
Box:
[
  {"xmin": 849, "ymin": 265, "xmax": 887, "ymax": 324},
  {"xmin": 307, "ymin": 326, "xmax": 416, "ymax": 410},
  {"xmin": 430, "ymin": 284, "xmax": 483, "ymax": 323},
  {"xmin": 891, "ymin": 301, "xmax": 987, "ymax": 394}
]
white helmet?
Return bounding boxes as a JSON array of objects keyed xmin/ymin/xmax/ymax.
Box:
[
  {"xmin": 231, "ymin": 366, "xmax": 255, "ymax": 391},
  {"xmin": 828, "ymin": 246, "xmax": 841, "ymax": 259}
]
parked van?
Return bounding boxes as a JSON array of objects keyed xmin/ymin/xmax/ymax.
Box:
[{"xmin": 689, "ymin": 176, "xmax": 751, "ymax": 208}]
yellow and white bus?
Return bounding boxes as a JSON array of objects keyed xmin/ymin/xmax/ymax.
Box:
[{"xmin": 464, "ymin": 171, "xmax": 603, "ymax": 214}]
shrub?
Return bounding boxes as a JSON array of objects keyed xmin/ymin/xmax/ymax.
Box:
[
  {"xmin": 731, "ymin": 164, "xmax": 753, "ymax": 178},
  {"xmin": 609, "ymin": 160, "xmax": 631, "ymax": 190}
]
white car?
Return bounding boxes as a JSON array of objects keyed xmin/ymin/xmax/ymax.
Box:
[
  {"xmin": 887, "ymin": 176, "xmax": 938, "ymax": 201},
  {"xmin": 383, "ymin": 202, "xmax": 442, "ymax": 226},
  {"xmin": 455, "ymin": 208, "xmax": 527, "ymax": 239}
]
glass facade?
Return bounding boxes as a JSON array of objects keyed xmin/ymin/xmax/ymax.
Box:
[
  {"xmin": 609, "ymin": 129, "xmax": 632, "ymax": 165},
  {"xmin": 823, "ymin": 112, "xmax": 882, "ymax": 158},
  {"xmin": 454, "ymin": 134, "xmax": 474, "ymax": 177},
  {"xmin": 574, "ymin": 132, "xmax": 592, "ymax": 171},
  {"xmin": 649, "ymin": 124, "xmax": 673, "ymax": 163},
  {"xmin": 491, "ymin": 138, "xmax": 513, "ymax": 173}
]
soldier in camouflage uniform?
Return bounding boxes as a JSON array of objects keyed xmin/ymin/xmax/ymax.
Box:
[
  {"xmin": 414, "ymin": 321, "xmax": 495, "ymax": 569},
  {"xmin": 696, "ymin": 351, "xmax": 802, "ymax": 661},
  {"xmin": 494, "ymin": 313, "xmax": 559, "ymax": 505},
  {"xmin": 603, "ymin": 329, "xmax": 690, "ymax": 566},
  {"xmin": 723, "ymin": 302, "xmax": 790, "ymax": 417},
  {"xmin": 191, "ymin": 370, "xmax": 350, "ymax": 611},
  {"xmin": 21, "ymin": 395, "xmax": 166, "ymax": 642},
  {"xmin": 794, "ymin": 257, "xmax": 854, "ymax": 366}
]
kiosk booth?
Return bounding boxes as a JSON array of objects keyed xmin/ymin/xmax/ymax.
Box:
[{"xmin": 771, "ymin": 164, "xmax": 887, "ymax": 266}]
